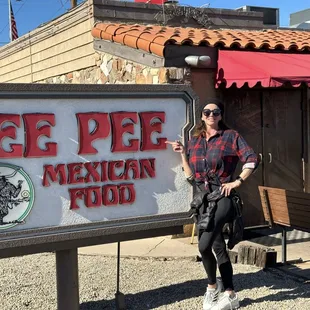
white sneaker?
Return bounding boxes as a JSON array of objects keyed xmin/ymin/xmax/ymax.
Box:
[
  {"xmin": 210, "ymin": 291, "xmax": 240, "ymax": 310},
  {"xmin": 203, "ymin": 279, "xmax": 223, "ymax": 310}
]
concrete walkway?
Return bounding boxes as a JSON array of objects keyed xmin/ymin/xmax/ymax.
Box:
[
  {"xmin": 79, "ymin": 231, "xmax": 310, "ymax": 261},
  {"xmin": 79, "ymin": 236, "xmax": 200, "ymax": 258},
  {"xmin": 78, "ymin": 230, "xmax": 310, "ymax": 281}
]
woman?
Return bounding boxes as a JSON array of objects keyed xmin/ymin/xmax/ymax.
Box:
[{"xmin": 166, "ymin": 98, "xmax": 259, "ymax": 310}]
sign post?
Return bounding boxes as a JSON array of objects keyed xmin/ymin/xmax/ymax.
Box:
[
  {"xmin": 56, "ymin": 248, "xmax": 79, "ymax": 310},
  {"xmin": 115, "ymin": 242, "xmax": 126, "ymax": 310},
  {"xmin": 0, "ymin": 84, "xmax": 197, "ymax": 308}
]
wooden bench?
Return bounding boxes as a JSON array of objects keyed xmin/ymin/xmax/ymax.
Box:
[{"xmin": 258, "ymin": 186, "xmax": 310, "ymax": 264}]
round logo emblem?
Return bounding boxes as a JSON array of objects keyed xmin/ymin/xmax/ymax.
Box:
[{"xmin": 0, "ymin": 163, "xmax": 35, "ymax": 230}]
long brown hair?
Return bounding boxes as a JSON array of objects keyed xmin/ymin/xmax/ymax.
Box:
[{"xmin": 192, "ymin": 98, "xmax": 229, "ymax": 137}]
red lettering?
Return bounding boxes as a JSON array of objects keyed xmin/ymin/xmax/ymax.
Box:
[
  {"xmin": 69, "ymin": 187, "xmax": 86, "ymax": 209},
  {"xmin": 110, "ymin": 112, "xmax": 139, "ymax": 152},
  {"xmin": 85, "ymin": 186, "xmax": 102, "ymax": 207},
  {"xmin": 102, "ymin": 185, "xmax": 119, "ymax": 206},
  {"xmin": 23, "ymin": 114, "xmax": 57, "ymax": 158},
  {"xmin": 0, "ymin": 114, "xmax": 23, "ymax": 158},
  {"xmin": 124, "ymin": 159, "xmax": 140, "ymax": 180},
  {"xmin": 84, "ymin": 162, "xmax": 101, "ymax": 183},
  {"xmin": 140, "ymin": 112, "xmax": 167, "ymax": 151},
  {"xmin": 101, "ymin": 161, "xmax": 108, "ymax": 182},
  {"xmin": 77, "ymin": 113, "xmax": 110, "ymax": 155},
  {"xmin": 42, "ymin": 164, "xmax": 67, "ymax": 187},
  {"xmin": 67, "ymin": 162, "xmax": 85, "ymax": 184},
  {"xmin": 68, "ymin": 183, "xmax": 136, "ymax": 209},
  {"xmin": 108, "ymin": 160, "xmax": 125, "ymax": 181},
  {"xmin": 119, "ymin": 184, "xmax": 136, "ymax": 204},
  {"xmin": 140, "ymin": 158, "xmax": 156, "ymax": 179}
]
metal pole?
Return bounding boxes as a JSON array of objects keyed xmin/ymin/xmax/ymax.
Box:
[
  {"xmin": 115, "ymin": 242, "xmax": 126, "ymax": 310},
  {"xmin": 190, "ymin": 223, "xmax": 196, "ymax": 244},
  {"xmin": 56, "ymin": 249, "xmax": 80, "ymax": 310},
  {"xmin": 281, "ymin": 226, "xmax": 287, "ymax": 264},
  {"xmin": 8, "ymin": 0, "xmax": 12, "ymax": 42},
  {"xmin": 117, "ymin": 241, "xmax": 120, "ymax": 292}
]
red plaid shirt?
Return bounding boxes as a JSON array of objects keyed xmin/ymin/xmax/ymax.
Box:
[{"xmin": 187, "ymin": 129, "xmax": 259, "ymax": 184}]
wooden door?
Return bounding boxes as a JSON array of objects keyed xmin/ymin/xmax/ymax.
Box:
[
  {"xmin": 223, "ymin": 90, "xmax": 265, "ymax": 227},
  {"xmin": 263, "ymin": 90, "xmax": 304, "ymax": 191}
]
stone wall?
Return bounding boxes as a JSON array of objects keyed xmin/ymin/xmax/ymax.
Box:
[{"xmin": 41, "ymin": 52, "xmax": 187, "ymax": 85}]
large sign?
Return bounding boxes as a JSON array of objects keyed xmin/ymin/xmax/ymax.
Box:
[{"xmin": 0, "ymin": 84, "xmax": 196, "ymax": 256}]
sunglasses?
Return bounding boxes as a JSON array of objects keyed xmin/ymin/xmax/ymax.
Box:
[{"xmin": 203, "ymin": 108, "xmax": 221, "ymax": 117}]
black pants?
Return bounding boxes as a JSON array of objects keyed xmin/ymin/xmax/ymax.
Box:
[{"xmin": 198, "ymin": 196, "xmax": 235, "ymax": 290}]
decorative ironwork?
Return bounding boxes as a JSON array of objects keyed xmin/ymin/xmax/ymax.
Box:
[{"xmin": 155, "ymin": 5, "xmax": 212, "ymax": 27}]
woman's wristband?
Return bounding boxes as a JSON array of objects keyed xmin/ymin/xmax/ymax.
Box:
[
  {"xmin": 186, "ymin": 173, "xmax": 194, "ymax": 181},
  {"xmin": 235, "ymin": 176, "xmax": 244, "ymax": 184}
]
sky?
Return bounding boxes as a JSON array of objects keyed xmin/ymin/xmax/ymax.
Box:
[{"xmin": 0, "ymin": 0, "xmax": 309, "ymax": 47}]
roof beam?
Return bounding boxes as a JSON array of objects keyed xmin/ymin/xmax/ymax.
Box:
[{"xmin": 94, "ymin": 40, "xmax": 164, "ymax": 68}]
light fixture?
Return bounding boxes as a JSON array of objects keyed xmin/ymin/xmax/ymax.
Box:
[{"xmin": 184, "ymin": 55, "xmax": 211, "ymax": 68}]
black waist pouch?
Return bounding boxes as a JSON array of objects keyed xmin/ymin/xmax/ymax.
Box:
[
  {"xmin": 190, "ymin": 190, "xmax": 208, "ymax": 222},
  {"xmin": 190, "ymin": 187, "xmax": 224, "ymax": 232},
  {"xmin": 198, "ymin": 201, "xmax": 216, "ymax": 231},
  {"xmin": 227, "ymin": 193, "xmax": 244, "ymax": 250},
  {"xmin": 200, "ymin": 188, "xmax": 224, "ymax": 231}
]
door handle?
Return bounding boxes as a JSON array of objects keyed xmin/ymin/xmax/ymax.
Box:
[
  {"xmin": 259, "ymin": 153, "xmax": 263, "ymax": 162},
  {"xmin": 268, "ymin": 153, "xmax": 272, "ymax": 163}
]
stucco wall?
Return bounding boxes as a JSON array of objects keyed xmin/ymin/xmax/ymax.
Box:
[{"xmin": 0, "ymin": 1, "xmax": 95, "ymax": 83}]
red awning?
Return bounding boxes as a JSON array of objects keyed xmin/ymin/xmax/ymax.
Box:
[{"xmin": 216, "ymin": 50, "xmax": 310, "ymax": 88}]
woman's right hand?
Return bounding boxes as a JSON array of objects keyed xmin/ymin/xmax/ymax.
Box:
[{"xmin": 165, "ymin": 140, "xmax": 185, "ymax": 154}]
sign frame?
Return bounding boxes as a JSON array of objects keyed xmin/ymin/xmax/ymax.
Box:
[{"xmin": 0, "ymin": 83, "xmax": 198, "ymax": 259}]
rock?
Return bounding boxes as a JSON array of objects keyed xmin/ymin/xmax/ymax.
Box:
[
  {"xmin": 153, "ymin": 75, "xmax": 159, "ymax": 84},
  {"xmin": 150, "ymin": 68, "xmax": 159, "ymax": 75},
  {"xmin": 100, "ymin": 63, "xmax": 109, "ymax": 77},
  {"xmin": 159, "ymin": 68, "xmax": 168, "ymax": 83},
  {"xmin": 142, "ymin": 68, "xmax": 149, "ymax": 77},
  {"xmin": 100, "ymin": 73, "xmax": 108, "ymax": 84},
  {"xmin": 126, "ymin": 64, "xmax": 133, "ymax": 73},
  {"xmin": 136, "ymin": 74, "xmax": 146, "ymax": 84}
]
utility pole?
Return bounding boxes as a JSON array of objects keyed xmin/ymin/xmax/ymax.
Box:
[{"xmin": 71, "ymin": 0, "xmax": 77, "ymax": 8}]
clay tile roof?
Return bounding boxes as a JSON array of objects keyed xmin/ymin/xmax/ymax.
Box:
[{"xmin": 91, "ymin": 23, "xmax": 310, "ymax": 57}]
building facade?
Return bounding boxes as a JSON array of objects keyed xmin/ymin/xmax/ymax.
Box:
[{"xmin": 1, "ymin": 0, "xmax": 310, "ymax": 229}]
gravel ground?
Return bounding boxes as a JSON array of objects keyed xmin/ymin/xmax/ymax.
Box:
[{"xmin": 0, "ymin": 253, "xmax": 309, "ymax": 310}]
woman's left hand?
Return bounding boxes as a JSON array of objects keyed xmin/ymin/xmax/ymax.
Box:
[{"xmin": 221, "ymin": 181, "xmax": 241, "ymax": 197}]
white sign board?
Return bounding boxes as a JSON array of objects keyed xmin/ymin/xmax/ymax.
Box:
[{"xmin": 0, "ymin": 86, "xmax": 195, "ymax": 235}]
